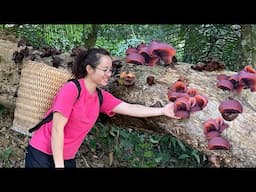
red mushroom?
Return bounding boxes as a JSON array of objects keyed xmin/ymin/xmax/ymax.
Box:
[
  {"xmin": 148, "ymin": 40, "xmax": 176, "ymax": 65},
  {"xmin": 217, "ymin": 79, "xmax": 234, "ymax": 91},
  {"xmin": 238, "ymin": 70, "xmax": 256, "ymax": 92},
  {"xmin": 169, "ymin": 81, "xmax": 188, "ymax": 93},
  {"xmin": 208, "ymin": 136, "xmax": 230, "ymax": 150},
  {"xmin": 219, "ymin": 99, "xmax": 243, "ymax": 121},
  {"xmin": 126, "ymin": 53, "xmax": 145, "ymax": 65},
  {"xmin": 173, "ymin": 97, "xmax": 191, "ymax": 119},
  {"xmin": 125, "ymin": 47, "xmax": 138, "ymax": 55},
  {"xmin": 206, "ymin": 131, "xmax": 221, "ymax": 140},
  {"xmin": 244, "ymin": 65, "xmax": 256, "ymax": 74},
  {"xmin": 203, "ymin": 117, "xmax": 229, "ymax": 135}
]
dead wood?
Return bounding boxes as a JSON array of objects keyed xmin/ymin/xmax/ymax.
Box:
[{"xmin": 104, "ymin": 62, "xmax": 256, "ymax": 168}]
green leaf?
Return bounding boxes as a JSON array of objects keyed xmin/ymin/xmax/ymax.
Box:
[
  {"xmin": 178, "ymin": 154, "xmax": 190, "ymax": 160},
  {"xmin": 3, "ymin": 148, "xmax": 12, "ymax": 159},
  {"xmin": 149, "ymin": 137, "xmax": 159, "ymax": 144},
  {"xmin": 154, "ymin": 157, "xmax": 162, "ymax": 163},
  {"xmin": 89, "ymin": 140, "xmax": 96, "ymax": 152},
  {"xmin": 176, "ymin": 139, "xmax": 186, "ymax": 152},
  {"xmin": 144, "ymin": 151, "xmax": 153, "ymax": 158},
  {"xmin": 119, "ymin": 129, "xmax": 129, "ymax": 138},
  {"xmin": 191, "ymin": 150, "xmax": 201, "ymax": 164},
  {"xmin": 171, "ymin": 137, "xmax": 177, "ymax": 149},
  {"xmin": 109, "ymin": 130, "xmax": 116, "ymax": 137}
]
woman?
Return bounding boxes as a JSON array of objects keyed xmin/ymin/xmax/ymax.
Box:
[{"xmin": 25, "ymin": 48, "xmax": 181, "ymax": 168}]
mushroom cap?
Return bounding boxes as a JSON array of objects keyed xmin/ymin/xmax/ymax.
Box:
[
  {"xmin": 148, "ymin": 40, "xmax": 176, "ymax": 57},
  {"xmin": 218, "ymin": 99, "xmax": 243, "ymax": 121},
  {"xmin": 175, "ymin": 110, "xmax": 190, "ymax": 119},
  {"xmin": 217, "ymin": 79, "xmax": 234, "ymax": 91},
  {"xmin": 208, "ymin": 136, "xmax": 230, "ymax": 150},
  {"xmin": 206, "ymin": 131, "xmax": 221, "ymax": 140},
  {"xmin": 126, "ymin": 53, "xmax": 145, "ymax": 65},
  {"xmin": 126, "ymin": 47, "xmax": 137, "ymax": 55},
  {"xmin": 203, "ymin": 119, "xmax": 219, "ymax": 135}
]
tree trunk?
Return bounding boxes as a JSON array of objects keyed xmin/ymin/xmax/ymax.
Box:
[
  {"xmin": 237, "ymin": 24, "xmax": 255, "ymax": 70},
  {"xmin": 82, "ymin": 24, "xmax": 100, "ymax": 48},
  {"xmin": 1, "ymin": 39, "xmax": 256, "ymax": 167}
]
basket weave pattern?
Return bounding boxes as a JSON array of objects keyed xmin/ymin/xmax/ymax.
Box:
[{"xmin": 12, "ymin": 61, "xmax": 73, "ymax": 135}]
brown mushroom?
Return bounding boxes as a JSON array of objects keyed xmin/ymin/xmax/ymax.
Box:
[
  {"xmin": 146, "ymin": 76, "xmax": 155, "ymax": 86},
  {"xmin": 119, "ymin": 71, "xmax": 136, "ymax": 86}
]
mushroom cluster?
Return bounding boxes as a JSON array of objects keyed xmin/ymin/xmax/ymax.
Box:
[
  {"xmin": 12, "ymin": 39, "xmax": 62, "ymax": 66},
  {"xmin": 191, "ymin": 57, "xmax": 225, "ymax": 72},
  {"xmin": 202, "ymin": 98, "xmax": 243, "ymax": 150},
  {"xmin": 125, "ymin": 40, "xmax": 176, "ymax": 67},
  {"xmin": 203, "ymin": 117, "xmax": 230, "ymax": 150},
  {"xmin": 202, "ymin": 64, "xmax": 250, "ymax": 150},
  {"xmin": 167, "ymin": 79, "xmax": 208, "ymax": 119},
  {"xmin": 217, "ymin": 65, "xmax": 256, "ymax": 93}
]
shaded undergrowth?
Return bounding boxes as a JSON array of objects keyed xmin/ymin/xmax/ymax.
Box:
[{"xmin": 81, "ymin": 122, "xmax": 212, "ymax": 168}]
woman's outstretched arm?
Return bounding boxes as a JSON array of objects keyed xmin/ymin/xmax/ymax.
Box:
[{"xmin": 112, "ymin": 102, "xmax": 181, "ymax": 119}]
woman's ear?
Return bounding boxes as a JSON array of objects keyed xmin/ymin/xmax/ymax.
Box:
[{"xmin": 86, "ymin": 65, "xmax": 94, "ymax": 75}]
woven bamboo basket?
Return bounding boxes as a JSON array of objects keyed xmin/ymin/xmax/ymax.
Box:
[{"xmin": 12, "ymin": 61, "xmax": 73, "ymax": 136}]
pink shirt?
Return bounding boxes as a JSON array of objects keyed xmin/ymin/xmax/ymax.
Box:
[{"xmin": 29, "ymin": 79, "xmax": 122, "ymax": 159}]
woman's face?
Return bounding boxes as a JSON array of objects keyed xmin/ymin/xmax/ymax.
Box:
[{"xmin": 91, "ymin": 55, "xmax": 113, "ymax": 86}]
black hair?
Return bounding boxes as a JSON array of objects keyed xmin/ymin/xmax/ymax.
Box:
[{"xmin": 72, "ymin": 48, "xmax": 111, "ymax": 79}]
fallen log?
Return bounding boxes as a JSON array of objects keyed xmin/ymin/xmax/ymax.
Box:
[
  {"xmin": 105, "ymin": 62, "xmax": 256, "ymax": 168},
  {"xmin": 1, "ymin": 39, "xmax": 256, "ymax": 167},
  {"xmin": 0, "ymin": 39, "xmax": 20, "ymax": 110},
  {"xmin": 0, "ymin": 39, "xmax": 73, "ymax": 110}
]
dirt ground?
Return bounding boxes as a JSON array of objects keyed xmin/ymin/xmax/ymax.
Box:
[{"xmin": 0, "ymin": 109, "xmax": 27, "ymax": 167}]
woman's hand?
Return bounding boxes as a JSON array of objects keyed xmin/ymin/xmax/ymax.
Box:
[{"xmin": 162, "ymin": 102, "xmax": 181, "ymax": 119}]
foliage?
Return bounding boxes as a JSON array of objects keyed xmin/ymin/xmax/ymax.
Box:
[
  {"xmin": 43, "ymin": 24, "xmax": 83, "ymax": 51},
  {"xmin": 115, "ymin": 38, "xmax": 145, "ymax": 57},
  {"xmin": 98, "ymin": 24, "xmax": 183, "ymax": 59},
  {"xmin": 180, "ymin": 24, "xmax": 240, "ymax": 70},
  {"xmin": 18, "ymin": 24, "xmax": 46, "ymax": 48},
  {"xmin": 7, "ymin": 24, "xmax": 246, "ymax": 71},
  {"xmin": 17, "ymin": 24, "xmax": 86, "ymax": 51},
  {"xmin": 83, "ymin": 122, "xmax": 211, "ymax": 168},
  {"xmin": 0, "ymin": 147, "xmax": 13, "ymax": 167},
  {"xmin": 95, "ymin": 36, "xmax": 121, "ymax": 56}
]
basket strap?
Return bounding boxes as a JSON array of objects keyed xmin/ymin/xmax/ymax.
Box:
[
  {"xmin": 96, "ymin": 87, "xmax": 103, "ymax": 107},
  {"xmin": 68, "ymin": 79, "xmax": 81, "ymax": 100},
  {"xmin": 28, "ymin": 112, "xmax": 53, "ymax": 133}
]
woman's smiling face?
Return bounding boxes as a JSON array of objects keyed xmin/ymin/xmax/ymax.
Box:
[{"xmin": 91, "ymin": 55, "xmax": 113, "ymax": 86}]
